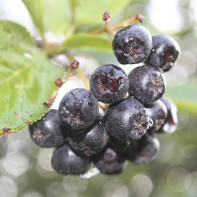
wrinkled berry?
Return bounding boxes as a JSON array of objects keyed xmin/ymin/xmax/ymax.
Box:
[
  {"xmin": 104, "ymin": 97, "xmax": 151, "ymax": 143},
  {"xmin": 69, "ymin": 116, "xmax": 109, "ymax": 157},
  {"xmin": 51, "ymin": 144, "xmax": 90, "ymax": 175},
  {"xmin": 158, "ymin": 97, "xmax": 178, "ymax": 133},
  {"xmin": 58, "ymin": 88, "xmax": 99, "ymax": 131},
  {"xmin": 29, "ymin": 109, "xmax": 67, "ymax": 148},
  {"xmin": 93, "ymin": 147, "xmax": 127, "ymax": 175},
  {"xmin": 146, "ymin": 100, "xmax": 167, "ymax": 132},
  {"xmin": 124, "ymin": 133, "xmax": 160, "ymax": 164},
  {"xmin": 113, "ymin": 24, "xmax": 152, "ymax": 64},
  {"xmin": 147, "ymin": 34, "xmax": 180, "ymax": 72},
  {"xmin": 90, "ymin": 64, "xmax": 129, "ymax": 104},
  {"xmin": 128, "ymin": 65, "xmax": 165, "ymax": 104}
]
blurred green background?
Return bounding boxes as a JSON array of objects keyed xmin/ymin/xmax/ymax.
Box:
[{"xmin": 0, "ymin": 0, "xmax": 197, "ymax": 196}]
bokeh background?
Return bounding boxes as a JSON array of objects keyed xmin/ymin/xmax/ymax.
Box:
[{"xmin": 1, "ymin": 0, "xmax": 197, "ymax": 196}]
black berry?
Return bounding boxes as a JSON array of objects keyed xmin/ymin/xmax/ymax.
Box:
[
  {"xmin": 51, "ymin": 144, "xmax": 90, "ymax": 175},
  {"xmin": 146, "ymin": 100, "xmax": 167, "ymax": 132},
  {"xmin": 158, "ymin": 97, "xmax": 178, "ymax": 133},
  {"xmin": 29, "ymin": 109, "xmax": 67, "ymax": 148},
  {"xmin": 58, "ymin": 88, "xmax": 99, "ymax": 131},
  {"xmin": 69, "ymin": 116, "xmax": 109, "ymax": 157},
  {"xmin": 124, "ymin": 133, "xmax": 160, "ymax": 164},
  {"xmin": 90, "ymin": 64, "xmax": 129, "ymax": 104},
  {"xmin": 93, "ymin": 147, "xmax": 127, "ymax": 175},
  {"xmin": 109, "ymin": 135, "xmax": 130, "ymax": 153},
  {"xmin": 113, "ymin": 24, "xmax": 152, "ymax": 64},
  {"xmin": 104, "ymin": 97, "xmax": 151, "ymax": 143},
  {"xmin": 128, "ymin": 65, "xmax": 165, "ymax": 104},
  {"xmin": 147, "ymin": 34, "xmax": 180, "ymax": 72}
]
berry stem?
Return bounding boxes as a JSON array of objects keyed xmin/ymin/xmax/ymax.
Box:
[
  {"xmin": 65, "ymin": 51, "xmax": 90, "ymax": 89},
  {"xmin": 43, "ymin": 60, "xmax": 78, "ymax": 107},
  {"xmin": 90, "ymin": 14, "xmax": 144, "ymax": 35},
  {"xmin": 76, "ymin": 67, "xmax": 90, "ymax": 89}
]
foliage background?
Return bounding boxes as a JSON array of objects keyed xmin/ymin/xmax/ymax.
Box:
[{"xmin": 0, "ymin": 0, "xmax": 197, "ymax": 196}]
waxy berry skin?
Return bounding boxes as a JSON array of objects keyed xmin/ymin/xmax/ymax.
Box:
[
  {"xmin": 104, "ymin": 97, "xmax": 151, "ymax": 143},
  {"xmin": 69, "ymin": 117, "xmax": 109, "ymax": 157},
  {"xmin": 58, "ymin": 88, "xmax": 99, "ymax": 131},
  {"xmin": 93, "ymin": 147, "xmax": 127, "ymax": 175},
  {"xmin": 128, "ymin": 65, "xmax": 165, "ymax": 104},
  {"xmin": 113, "ymin": 24, "xmax": 152, "ymax": 64},
  {"xmin": 29, "ymin": 109, "xmax": 67, "ymax": 148},
  {"xmin": 51, "ymin": 144, "xmax": 90, "ymax": 175},
  {"xmin": 158, "ymin": 97, "xmax": 178, "ymax": 133},
  {"xmin": 145, "ymin": 100, "xmax": 167, "ymax": 132},
  {"xmin": 147, "ymin": 34, "xmax": 180, "ymax": 72},
  {"xmin": 124, "ymin": 133, "xmax": 160, "ymax": 164},
  {"xmin": 90, "ymin": 64, "xmax": 129, "ymax": 104}
]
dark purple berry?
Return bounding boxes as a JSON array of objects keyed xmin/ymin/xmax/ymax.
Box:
[
  {"xmin": 93, "ymin": 147, "xmax": 127, "ymax": 175},
  {"xmin": 158, "ymin": 97, "xmax": 178, "ymax": 133},
  {"xmin": 146, "ymin": 100, "xmax": 167, "ymax": 132},
  {"xmin": 109, "ymin": 135, "xmax": 130, "ymax": 153},
  {"xmin": 113, "ymin": 24, "xmax": 152, "ymax": 64},
  {"xmin": 124, "ymin": 133, "xmax": 160, "ymax": 164},
  {"xmin": 128, "ymin": 65, "xmax": 165, "ymax": 104},
  {"xmin": 58, "ymin": 88, "xmax": 99, "ymax": 131},
  {"xmin": 90, "ymin": 64, "xmax": 129, "ymax": 104},
  {"xmin": 104, "ymin": 97, "xmax": 151, "ymax": 143},
  {"xmin": 147, "ymin": 34, "xmax": 180, "ymax": 72},
  {"xmin": 51, "ymin": 144, "xmax": 90, "ymax": 175},
  {"xmin": 69, "ymin": 117, "xmax": 109, "ymax": 157},
  {"xmin": 29, "ymin": 109, "xmax": 67, "ymax": 148}
]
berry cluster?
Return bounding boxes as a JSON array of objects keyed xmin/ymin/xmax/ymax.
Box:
[{"xmin": 29, "ymin": 24, "xmax": 179, "ymax": 176}]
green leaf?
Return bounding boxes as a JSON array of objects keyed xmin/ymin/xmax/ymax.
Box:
[
  {"xmin": 166, "ymin": 83, "xmax": 197, "ymax": 115},
  {"xmin": 76, "ymin": 0, "xmax": 131, "ymax": 25},
  {"xmin": 47, "ymin": 34, "xmax": 112, "ymax": 56},
  {"xmin": 64, "ymin": 34, "xmax": 112, "ymax": 51},
  {"xmin": 0, "ymin": 21, "xmax": 64, "ymax": 134},
  {"xmin": 42, "ymin": 0, "xmax": 71, "ymax": 33},
  {"xmin": 22, "ymin": 0, "xmax": 44, "ymax": 35},
  {"xmin": 173, "ymin": 99, "xmax": 197, "ymax": 115},
  {"xmin": 70, "ymin": 0, "xmax": 78, "ymax": 15}
]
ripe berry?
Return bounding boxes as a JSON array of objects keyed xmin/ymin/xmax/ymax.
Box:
[
  {"xmin": 69, "ymin": 116, "xmax": 109, "ymax": 157},
  {"xmin": 51, "ymin": 144, "xmax": 90, "ymax": 175},
  {"xmin": 128, "ymin": 65, "xmax": 165, "ymax": 104},
  {"xmin": 112, "ymin": 24, "xmax": 152, "ymax": 64},
  {"xmin": 29, "ymin": 109, "xmax": 67, "ymax": 148},
  {"xmin": 124, "ymin": 133, "xmax": 160, "ymax": 164},
  {"xmin": 145, "ymin": 100, "xmax": 167, "ymax": 132},
  {"xmin": 58, "ymin": 88, "xmax": 99, "ymax": 131},
  {"xmin": 104, "ymin": 97, "xmax": 151, "ymax": 143},
  {"xmin": 158, "ymin": 97, "xmax": 178, "ymax": 133},
  {"xmin": 90, "ymin": 64, "xmax": 129, "ymax": 104},
  {"xmin": 147, "ymin": 35, "xmax": 180, "ymax": 72},
  {"xmin": 93, "ymin": 147, "xmax": 127, "ymax": 175},
  {"xmin": 109, "ymin": 135, "xmax": 130, "ymax": 153}
]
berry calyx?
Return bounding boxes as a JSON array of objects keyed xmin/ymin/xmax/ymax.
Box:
[
  {"xmin": 113, "ymin": 24, "xmax": 152, "ymax": 64},
  {"xmin": 90, "ymin": 64, "xmax": 129, "ymax": 104},
  {"xmin": 58, "ymin": 88, "xmax": 99, "ymax": 131},
  {"xmin": 104, "ymin": 97, "xmax": 151, "ymax": 143},
  {"xmin": 147, "ymin": 34, "xmax": 180, "ymax": 72},
  {"xmin": 128, "ymin": 65, "xmax": 165, "ymax": 104}
]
